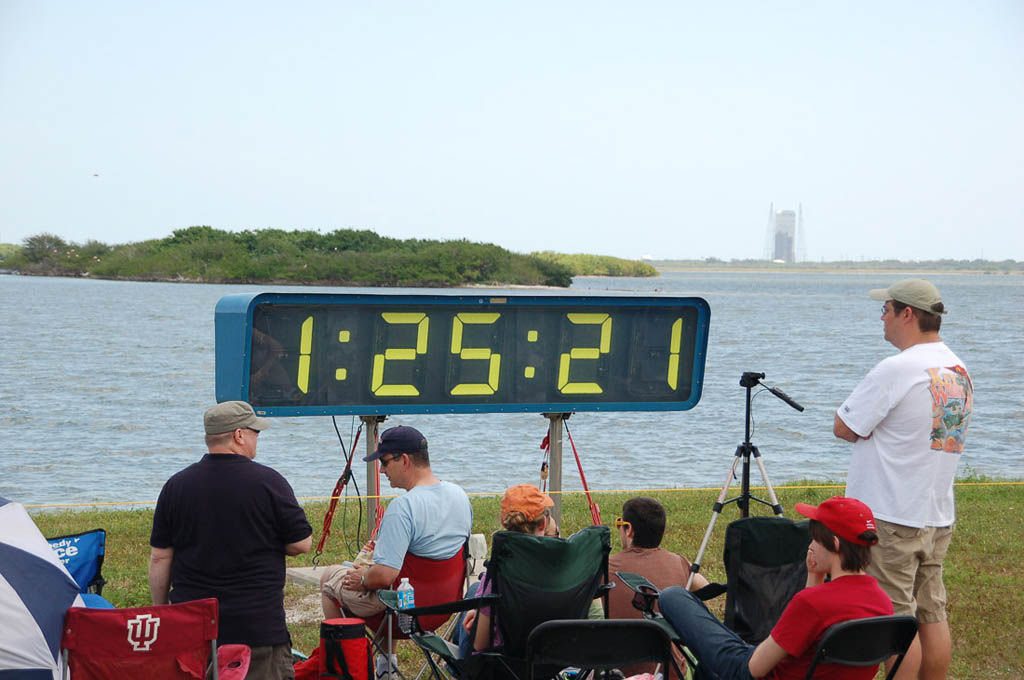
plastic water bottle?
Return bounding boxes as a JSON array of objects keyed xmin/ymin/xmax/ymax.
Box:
[{"xmin": 396, "ymin": 577, "xmax": 415, "ymax": 633}]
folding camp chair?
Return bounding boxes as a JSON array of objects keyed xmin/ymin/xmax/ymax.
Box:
[
  {"xmin": 692, "ymin": 515, "xmax": 811, "ymax": 644},
  {"xmin": 61, "ymin": 598, "xmax": 250, "ymax": 680},
  {"xmin": 527, "ymin": 619, "xmax": 675, "ymax": 680},
  {"xmin": 379, "ymin": 525, "xmax": 612, "ymax": 680},
  {"xmin": 48, "ymin": 528, "xmax": 113, "ymax": 608},
  {"xmin": 802, "ymin": 615, "xmax": 918, "ymax": 680},
  {"xmin": 616, "ymin": 572, "xmax": 698, "ymax": 678},
  {"xmin": 360, "ymin": 546, "xmax": 468, "ymax": 678}
]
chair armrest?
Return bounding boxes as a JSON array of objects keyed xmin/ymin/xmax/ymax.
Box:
[
  {"xmin": 615, "ymin": 571, "xmax": 657, "ymax": 594},
  {"xmin": 377, "ymin": 590, "xmax": 500, "ymax": 618},
  {"xmin": 615, "ymin": 571, "xmax": 661, "ymax": 616},
  {"xmin": 693, "ymin": 582, "xmax": 727, "ymax": 601}
]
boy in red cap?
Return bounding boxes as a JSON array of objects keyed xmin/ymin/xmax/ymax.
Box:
[{"xmin": 659, "ymin": 497, "xmax": 894, "ymax": 680}]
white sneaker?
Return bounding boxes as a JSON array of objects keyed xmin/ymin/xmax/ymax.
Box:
[{"xmin": 375, "ymin": 653, "xmax": 399, "ymax": 680}]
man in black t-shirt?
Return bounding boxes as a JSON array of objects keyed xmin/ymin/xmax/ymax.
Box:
[{"xmin": 150, "ymin": 401, "xmax": 312, "ymax": 680}]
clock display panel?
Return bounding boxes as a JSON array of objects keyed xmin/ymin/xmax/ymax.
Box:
[{"xmin": 214, "ymin": 293, "xmax": 710, "ymax": 416}]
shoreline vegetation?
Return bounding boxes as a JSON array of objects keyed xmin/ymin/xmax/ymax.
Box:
[
  {"xmin": 3, "ymin": 230, "xmax": 1021, "ymax": 286},
  {"xmin": 28, "ymin": 481, "xmax": 1024, "ymax": 678},
  {"xmin": 0, "ymin": 228, "xmax": 656, "ymax": 287}
]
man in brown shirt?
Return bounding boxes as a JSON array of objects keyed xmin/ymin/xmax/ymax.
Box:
[{"xmin": 608, "ymin": 497, "xmax": 708, "ymax": 679}]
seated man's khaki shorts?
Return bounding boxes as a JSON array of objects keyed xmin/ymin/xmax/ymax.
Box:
[
  {"xmin": 867, "ymin": 518, "xmax": 953, "ymax": 624},
  {"xmin": 320, "ymin": 563, "xmax": 388, "ymax": 618}
]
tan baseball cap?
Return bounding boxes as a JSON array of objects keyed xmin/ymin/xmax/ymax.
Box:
[
  {"xmin": 204, "ymin": 401, "xmax": 271, "ymax": 435},
  {"xmin": 869, "ymin": 278, "xmax": 946, "ymax": 314}
]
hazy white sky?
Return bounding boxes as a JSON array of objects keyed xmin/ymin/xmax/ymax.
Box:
[{"xmin": 2, "ymin": 1, "xmax": 1022, "ymax": 261}]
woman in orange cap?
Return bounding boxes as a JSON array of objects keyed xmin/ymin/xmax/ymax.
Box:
[{"xmin": 453, "ymin": 484, "xmax": 556, "ymax": 658}]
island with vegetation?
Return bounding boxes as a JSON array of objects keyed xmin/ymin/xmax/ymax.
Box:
[{"xmin": 0, "ymin": 227, "xmax": 656, "ymax": 287}]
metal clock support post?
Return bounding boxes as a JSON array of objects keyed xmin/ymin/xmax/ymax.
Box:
[
  {"xmin": 544, "ymin": 413, "xmax": 568, "ymax": 526},
  {"xmin": 361, "ymin": 415, "xmax": 386, "ymax": 536}
]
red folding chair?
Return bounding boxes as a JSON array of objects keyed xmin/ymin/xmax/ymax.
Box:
[
  {"xmin": 365, "ymin": 549, "xmax": 468, "ymax": 643},
  {"xmin": 61, "ymin": 598, "xmax": 250, "ymax": 680}
]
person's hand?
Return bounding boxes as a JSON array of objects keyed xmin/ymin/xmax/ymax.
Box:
[
  {"xmin": 342, "ymin": 566, "xmax": 365, "ymax": 591},
  {"xmin": 462, "ymin": 610, "xmax": 477, "ymax": 633},
  {"xmin": 805, "ymin": 550, "xmax": 825, "ymax": 588}
]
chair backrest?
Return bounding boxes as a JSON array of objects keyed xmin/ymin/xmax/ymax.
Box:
[
  {"xmin": 803, "ymin": 615, "xmax": 919, "ymax": 680},
  {"xmin": 484, "ymin": 525, "xmax": 611, "ymax": 662},
  {"xmin": 62, "ymin": 598, "xmax": 219, "ymax": 679},
  {"xmin": 722, "ymin": 516, "xmax": 810, "ymax": 644},
  {"xmin": 527, "ymin": 619, "xmax": 672, "ymax": 680},
  {"xmin": 47, "ymin": 528, "xmax": 107, "ymax": 594},
  {"xmin": 366, "ymin": 547, "xmax": 468, "ymax": 638}
]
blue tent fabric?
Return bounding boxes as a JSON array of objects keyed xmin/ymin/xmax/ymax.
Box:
[
  {"xmin": 0, "ymin": 544, "xmax": 80, "ymax": 662},
  {"xmin": 0, "ymin": 670, "xmax": 56, "ymax": 679},
  {"xmin": 0, "ymin": 496, "xmax": 85, "ymax": 679}
]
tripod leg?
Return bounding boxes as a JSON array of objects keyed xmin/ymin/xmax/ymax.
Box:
[
  {"xmin": 753, "ymin": 454, "xmax": 785, "ymax": 516},
  {"xmin": 687, "ymin": 456, "xmax": 741, "ymax": 589}
]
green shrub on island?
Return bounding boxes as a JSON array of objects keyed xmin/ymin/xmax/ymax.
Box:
[
  {"xmin": 531, "ymin": 250, "xmax": 658, "ymax": 277},
  {"xmin": 4, "ymin": 227, "xmax": 575, "ymax": 287}
]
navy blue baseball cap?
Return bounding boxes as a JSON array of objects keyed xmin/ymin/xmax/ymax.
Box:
[{"xmin": 363, "ymin": 425, "xmax": 428, "ymax": 461}]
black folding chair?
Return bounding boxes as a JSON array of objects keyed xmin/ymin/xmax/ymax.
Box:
[
  {"xmin": 527, "ymin": 619, "xmax": 674, "ymax": 680},
  {"xmin": 693, "ymin": 515, "xmax": 811, "ymax": 644},
  {"xmin": 803, "ymin": 615, "xmax": 918, "ymax": 680},
  {"xmin": 615, "ymin": 572, "xmax": 697, "ymax": 678}
]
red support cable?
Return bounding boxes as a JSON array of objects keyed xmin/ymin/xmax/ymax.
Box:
[
  {"xmin": 565, "ymin": 423, "xmax": 602, "ymax": 526},
  {"xmin": 314, "ymin": 427, "xmax": 363, "ymax": 561}
]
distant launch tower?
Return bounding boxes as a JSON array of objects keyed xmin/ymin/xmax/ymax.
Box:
[{"xmin": 763, "ymin": 203, "xmax": 806, "ymax": 263}]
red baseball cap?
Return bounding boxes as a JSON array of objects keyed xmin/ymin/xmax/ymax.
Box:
[{"xmin": 795, "ymin": 496, "xmax": 878, "ymax": 546}]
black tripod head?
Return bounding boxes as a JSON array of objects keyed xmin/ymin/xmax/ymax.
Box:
[
  {"xmin": 740, "ymin": 371, "xmax": 804, "ymax": 412},
  {"xmin": 740, "ymin": 372, "xmax": 766, "ymax": 388}
]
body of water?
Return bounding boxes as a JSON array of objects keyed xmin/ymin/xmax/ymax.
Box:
[{"xmin": 1, "ymin": 271, "xmax": 1021, "ymax": 508}]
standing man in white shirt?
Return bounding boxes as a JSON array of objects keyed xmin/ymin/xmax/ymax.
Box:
[{"xmin": 834, "ymin": 279, "xmax": 973, "ymax": 680}]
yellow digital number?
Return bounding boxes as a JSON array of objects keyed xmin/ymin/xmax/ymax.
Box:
[
  {"xmin": 449, "ymin": 313, "xmax": 501, "ymax": 395},
  {"xmin": 297, "ymin": 316, "xmax": 313, "ymax": 394},
  {"xmin": 371, "ymin": 313, "xmax": 428, "ymax": 396},
  {"xmin": 667, "ymin": 317, "xmax": 682, "ymax": 390},
  {"xmin": 557, "ymin": 313, "xmax": 611, "ymax": 394}
]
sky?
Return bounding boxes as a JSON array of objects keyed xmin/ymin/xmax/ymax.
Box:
[{"xmin": 2, "ymin": 1, "xmax": 1022, "ymax": 262}]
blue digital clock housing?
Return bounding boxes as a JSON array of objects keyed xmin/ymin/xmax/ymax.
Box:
[{"xmin": 215, "ymin": 292, "xmax": 710, "ymax": 416}]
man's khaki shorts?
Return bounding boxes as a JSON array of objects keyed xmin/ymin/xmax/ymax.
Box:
[
  {"xmin": 320, "ymin": 563, "xmax": 387, "ymax": 618},
  {"xmin": 867, "ymin": 518, "xmax": 953, "ymax": 624},
  {"xmin": 243, "ymin": 643, "xmax": 295, "ymax": 680}
]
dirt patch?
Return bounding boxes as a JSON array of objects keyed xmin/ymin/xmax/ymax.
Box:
[{"xmin": 285, "ymin": 586, "xmax": 323, "ymax": 625}]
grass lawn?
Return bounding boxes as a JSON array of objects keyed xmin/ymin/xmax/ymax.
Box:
[{"xmin": 30, "ymin": 482, "xmax": 1024, "ymax": 679}]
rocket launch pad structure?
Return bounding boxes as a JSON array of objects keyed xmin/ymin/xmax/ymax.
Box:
[{"xmin": 764, "ymin": 203, "xmax": 806, "ymax": 263}]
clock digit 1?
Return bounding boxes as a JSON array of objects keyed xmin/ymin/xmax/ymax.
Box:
[
  {"xmin": 667, "ymin": 317, "xmax": 683, "ymax": 390},
  {"xmin": 557, "ymin": 313, "xmax": 612, "ymax": 394},
  {"xmin": 297, "ymin": 316, "xmax": 314, "ymax": 394},
  {"xmin": 449, "ymin": 312, "xmax": 502, "ymax": 395},
  {"xmin": 371, "ymin": 312, "xmax": 429, "ymax": 396}
]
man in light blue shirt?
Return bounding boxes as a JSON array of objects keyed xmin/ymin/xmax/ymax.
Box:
[{"xmin": 320, "ymin": 426, "xmax": 472, "ymax": 621}]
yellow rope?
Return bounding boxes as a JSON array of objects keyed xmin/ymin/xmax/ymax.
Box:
[{"xmin": 20, "ymin": 480, "xmax": 1023, "ymax": 510}]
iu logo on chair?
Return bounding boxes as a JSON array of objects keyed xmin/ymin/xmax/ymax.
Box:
[{"xmin": 127, "ymin": 613, "xmax": 161, "ymax": 651}]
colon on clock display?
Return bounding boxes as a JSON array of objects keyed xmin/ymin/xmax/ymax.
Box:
[{"xmin": 215, "ymin": 292, "xmax": 710, "ymax": 416}]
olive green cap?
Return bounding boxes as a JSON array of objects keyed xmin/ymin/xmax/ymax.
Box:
[
  {"xmin": 204, "ymin": 401, "xmax": 271, "ymax": 435},
  {"xmin": 869, "ymin": 278, "xmax": 946, "ymax": 315}
]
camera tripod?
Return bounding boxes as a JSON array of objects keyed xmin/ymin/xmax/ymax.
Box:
[{"xmin": 687, "ymin": 371, "xmax": 805, "ymax": 588}]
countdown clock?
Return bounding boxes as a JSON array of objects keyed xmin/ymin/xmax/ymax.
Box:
[{"xmin": 214, "ymin": 292, "xmax": 710, "ymax": 416}]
